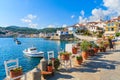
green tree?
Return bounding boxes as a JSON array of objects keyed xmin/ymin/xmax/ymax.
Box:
[{"xmin": 115, "ymin": 32, "xmax": 120, "ymax": 37}]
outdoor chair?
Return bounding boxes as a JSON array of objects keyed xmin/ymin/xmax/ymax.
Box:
[
  {"xmin": 47, "ymin": 51, "xmax": 54, "ymax": 60},
  {"xmin": 4, "ymin": 59, "xmax": 23, "ymax": 80}
]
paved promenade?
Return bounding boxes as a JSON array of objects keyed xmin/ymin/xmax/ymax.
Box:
[{"xmin": 48, "ymin": 46, "xmax": 120, "ymax": 80}]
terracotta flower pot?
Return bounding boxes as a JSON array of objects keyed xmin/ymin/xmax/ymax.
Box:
[
  {"xmin": 60, "ymin": 54, "xmax": 69, "ymax": 60},
  {"xmin": 104, "ymin": 44, "xmax": 108, "ymax": 48},
  {"xmin": 88, "ymin": 49, "xmax": 95, "ymax": 56},
  {"xmin": 51, "ymin": 58, "xmax": 55, "ymax": 61},
  {"xmin": 93, "ymin": 48, "xmax": 98, "ymax": 54},
  {"xmin": 99, "ymin": 48, "xmax": 106, "ymax": 52},
  {"xmin": 81, "ymin": 51, "xmax": 88, "ymax": 61},
  {"xmin": 87, "ymin": 51, "xmax": 90, "ymax": 56},
  {"xmin": 76, "ymin": 59, "xmax": 83, "ymax": 65},
  {"xmin": 10, "ymin": 69, "xmax": 22, "ymax": 80},
  {"xmin": 99, "ymin": 48, "xmax": 103, "ymax": 52},
  {"xmin": 47, "ymin": 66, "xmax": 53, "ymax": 72},
  {"xmin": 72, "ymin": 47, "xmax": 77, "ymax": 54},
  {"xmin": 103, "ymin": 48, "xmax": 106, "ymax": 52}
]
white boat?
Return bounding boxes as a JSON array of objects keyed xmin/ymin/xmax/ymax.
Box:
[
  {"xmin": 23, "ymin": 47, "xmax": 44, "ymax": 57},
  {"xmin": 16, "ymin": 40, "xmax": 21, "ymax": 45}
]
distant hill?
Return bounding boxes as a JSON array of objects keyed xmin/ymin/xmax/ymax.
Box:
[
  {"xmin": 0, "ymin": 26, "xmax": 63, "ymax": 34},
  {"xmin": 5, "ymin": 26, "xmax": 39, "ymax": 34}
]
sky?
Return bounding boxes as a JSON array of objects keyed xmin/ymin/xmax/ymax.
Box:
[{"xmin": 0, "ymin": 0, "xmax": 120, "ymax": 29}]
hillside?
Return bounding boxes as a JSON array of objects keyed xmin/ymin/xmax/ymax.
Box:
[{"xmin": 0, "ymin": 26, "xmax": 63, "ymax": 34}]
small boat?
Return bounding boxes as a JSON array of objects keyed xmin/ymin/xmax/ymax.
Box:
[
  {"xmin": 14, "ymin": 37, "xmax": 21, "ymax": 45},
  {"xmin": 16, "ymin": 40, "xmax": 21, "ymax": 45},
  {"xmin": 23, "ymin": 47, "xmax": 44, "ymax": 57}
]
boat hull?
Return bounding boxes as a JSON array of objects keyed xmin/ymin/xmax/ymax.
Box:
[{"xmin": 23, "ymin": 51, "xmax": 44, "ymax": 58}]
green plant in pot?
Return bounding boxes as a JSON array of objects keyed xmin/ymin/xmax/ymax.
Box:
[
  {"xmin": 60, "ymin": 51, "xmax": 71, "ymax": 60},
  {"xmin": 47, "ymin": 61, "xmax": 53, "ymax": 72},
  {"xmin": 80, "ymin": 40, "xmax": 90, "ymax": 61},
  {"xmin": 92, "ymin": 43, "xmax": 99, "ymax": 54},
  {"xmin": 99, "ymin": 40, "xmax": 106, "ymax": 52},
  {"xmin": 104, "ymin": 41, "xmax": 109, "ymax": 48},
  {"xmin": 89, "ymin": 42, "xmax": 93, "ymax": 49},
  {"xmin": 76, "ymin": 55, "xmax": 83, "ymax": 65},
  {"xmin": 10, "ymin": 67, "xmax": 22, "ymax": 80},
  {"xmin": 54, "ymin": 58, "xmax": 60, "ymax": 70},
  {"xmin": 92, "ymin": 43, "xmax": 99, "ymax": 48}
]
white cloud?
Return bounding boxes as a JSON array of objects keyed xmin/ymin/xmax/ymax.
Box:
[
  {"xmin": 21, "ymin": 14, "xmax": 37, "ymax": 23},
  {"xmin": 21, "ymin": 19, "xmax": 32, "ymax": 23},
  {"xmin": 79, "ymin": 16, "xmax": 87, "ymax": 23},
  {"xmin": 29, "ymin": 23, "xmax": 38, "ymax": 28},
  {"xmin": 103, "ymin": 0, "xmax": 120, "ymax": 16},
  {"xmin": 104, "ymin": 0, "xmax": 120, "ymax": 10},
  {"xmin": 1, "ymin": 24, "xmax": 9, "ymax": 27},
  {"xmin": 21, "ymin": 14, "xmax": 38, "ymax": 28},
  {"xmin": 80, "ymin": 10, "xmax": 85, "ymax": 17},
  {"xmin": 79, "ymin": 0, "xmax": 120, "ymax": 23},
  {"xmin": 27, "ymin": 14, "xmax": 37, "ymax": 20},
  {"xmin": 71, "ymin": 15, "xmax": 75, "ymax": 19},
  {"xmin": 47, "ymin": 25, "xmax": 55, "ymax": 28},
  {"xmin": 89, "ymin": 8, "xmax": 105, "ymax": 21},
  {"xmin": 79, "ymin": 10, "xmax": 87, "ymax": 23},
  {"xmin": 62, "ymin": 24, "xmax": 67, "ymax": 27}
]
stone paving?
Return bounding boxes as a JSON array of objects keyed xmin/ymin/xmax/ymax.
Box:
[
  {"xmin": 48, "ymin": 47, "xmax": 120, "ymax": 80},
  {"xmin": 4, "ymin": 45, "xmax": 120, "ymax": 80}
]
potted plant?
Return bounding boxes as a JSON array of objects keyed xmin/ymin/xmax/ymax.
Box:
[
  {"xmin": 92, "ymin": 43, "xmax": 99, "ymax": 54},
  {"xmin": 60, "ymin": 51, "xmax": 71, "ymax": 60},
  {"xmin": 80, "ymin": 40, "xmax": 90, "ymax": 61},
  {"xmin": 98, "ymin": 40, "xmax": 106, "ymax": 52},
  {"xmin": 10, "ymin": 67, "xmax": 22, "ymax": 80},
  {"xmin": 104, "ymin": 41, "xmax": 109, "ymax": 48},
  {"xmin": 72, "ymin": 46, "xmax": 78, "ymax": 54},
  {"xmin": 47, "ymin": 61, "xmax": 53, "ymax": 72},
  {"xmin": 54, "ymin": 58, "xmax": 60, "ymax": 70},
  {"xmin": 76, "ymin": 55, "xmax": 83, "ymax": 65},
  {"xmin": 88, "ymin": 49, "xmax": 95, "ymax": 56}
]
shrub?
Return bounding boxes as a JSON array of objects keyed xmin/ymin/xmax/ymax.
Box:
[{"xmin": 80, "ymin": 40, "xmax": 90, "ymax": 51}]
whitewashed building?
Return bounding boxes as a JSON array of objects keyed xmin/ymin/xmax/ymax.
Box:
[{"xmin": 86, "ymin": 22, "xmax": 98, "ymax": 32}]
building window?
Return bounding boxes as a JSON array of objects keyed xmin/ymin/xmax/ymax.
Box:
[
  {"xmin": 56, "ymin": 34, "xmax": 58, "ymax": 36},
  {"xmin": 112, "ymin": 23, "xmax": 114, "ymax": 26},
  {"xmin": 108, "ymin": 23, "xmax": 110, "ymax": 26},
  {"xmin": 111, "ymin": 28, "xmax": 114, "ymax": 31},
  {"xmin": 108, "ymin": 28, "xmax": 110, "ymax": 31}
]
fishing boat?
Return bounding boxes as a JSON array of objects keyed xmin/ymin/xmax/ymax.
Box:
[
  {"xmin": 16, "ymin": 40, "xmax": 21, "ymax": 45},
  {"xmin": 14, "ymin": 37, "xmax": 21, "ymax": 45},
  {"xmin": 23, "ymin": 46, "xmax": 44, "ymax": 57}
]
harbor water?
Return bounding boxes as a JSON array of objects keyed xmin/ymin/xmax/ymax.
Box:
[{"xmin": 0, "ymin": 38, "xmax": 70, "ymax": 80}]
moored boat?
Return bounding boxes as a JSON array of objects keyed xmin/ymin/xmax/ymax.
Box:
[
  {"xmin": 23, "ymin": 47, "xmax": 44, "ymax": 57},
  {"xmin": 16, "ymin": 40, "xmax": 21, "ymax": 45}
]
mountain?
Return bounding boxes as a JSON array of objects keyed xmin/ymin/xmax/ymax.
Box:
[
  {"xmin": 5, "ymin": 26, "xmax": 39, "ymax": 34},
  {"xmin": 0, "ymin": 26, "xmax": 64, "ymax": 34}
]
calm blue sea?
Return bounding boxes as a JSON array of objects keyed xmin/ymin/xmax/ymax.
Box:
[{"xmin": 0, "ymin": 38, "xmax": 70, "ymax": 80}]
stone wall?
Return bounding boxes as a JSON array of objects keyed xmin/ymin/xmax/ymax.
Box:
[{"xmin": 60, "ymin": 34, "xmax": 74, "ymax": 41}]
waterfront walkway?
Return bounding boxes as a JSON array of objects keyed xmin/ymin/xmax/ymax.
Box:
[
  {"xmin": 73, "ymin": 32, "xmax": 97, "ymax": 41},
  {"xmin": 48, "ymin": 46, "xmax": 120, "ymax": 80},
  {"xmin": 5, "ymin": 45, "xmax": 120, "ymax": 80}
]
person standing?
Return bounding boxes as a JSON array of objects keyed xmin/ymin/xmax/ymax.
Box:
[{"xmin": 108, "ymin": 38, "xmax": 114, "ymax": 51}]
